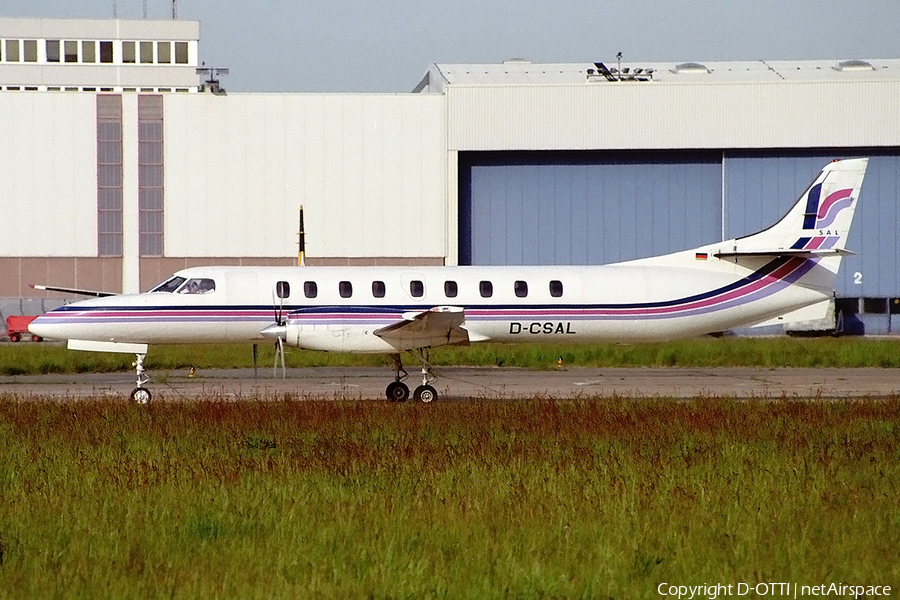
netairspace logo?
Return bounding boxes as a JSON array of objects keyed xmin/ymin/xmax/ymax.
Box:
[{"xmin": 657, "ymin": 582, "xmax": 892, "ymax": 598}]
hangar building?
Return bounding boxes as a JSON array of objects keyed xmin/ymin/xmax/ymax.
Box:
[{"xmin": 2, "ymin": 16, "xmax": 899, "ymax": 333}]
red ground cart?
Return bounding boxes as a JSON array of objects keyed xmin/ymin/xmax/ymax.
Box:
[{"xmin": 6, "ymin": 315, "xmax": 41, "ymax": 342}]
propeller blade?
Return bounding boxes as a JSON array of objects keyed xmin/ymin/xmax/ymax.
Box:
[{"xmin": 274, "ymin": 336, "xmax": 286, "ymax": 378}]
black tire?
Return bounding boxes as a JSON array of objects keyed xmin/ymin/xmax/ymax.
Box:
[
  {"xmin": 130, "ymin": 387, "xmax": 152, "ymax": 404},
  {"xmin": 9, "ymin": 333, "xmax": 20, "ymax": 343},
  {"xmin": 386, "ymin": 381, "xmax": 410, "ymax": 402},
  {"xmin": 32, "ymin": 335, "xmax": 42, "ymax": 342},
  {"xmin": 414, "ymin": 384, "xmax": 438, "ymax": 403}
]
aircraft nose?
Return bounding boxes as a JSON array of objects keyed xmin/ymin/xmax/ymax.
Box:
[{"xmin": 28, "ymin": 314, "xmax": 59, "ymax": 340}]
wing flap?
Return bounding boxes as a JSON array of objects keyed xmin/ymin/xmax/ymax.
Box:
[{"xmin": 374, "ymin": 306, "xmax": 471, "ymax": 349}]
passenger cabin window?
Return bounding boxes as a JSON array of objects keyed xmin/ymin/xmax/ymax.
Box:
[
  {"xmin": 480, "ymin": 281, "xmax": 493, "ymax": 298},
  {"xmin": 339, "ymin": 281, "xmax": 353, "ymax": 298},
  {"xmin": 514, "ymin": 280, "xmax": 528, "ymax": 298},
  {"xmin": 410, "ymin": 280, "xmax": 424, "ymax": 298},
  {"xmin": 151, "ymin": 276, "xmax": 185, "ymax": 293},
  {"xmin": 550, "ymin": 280, "xmax": 563, "ymax": 298},
  {"xmin": 372, "ymin": 281, "xmax": 386, "ymax": 298},
  {"xmin": 276, "ymin": 281, "xmax": 290, "ymax": 299},
  {"xmin": 303, "ymin": 281, "xmax": 318, "ymax": 299},
  {"xmin": 178, "ymin": 278, "xmax": 216, "ymax": 294},
  {"xmin": 444, "ymin": 280, "xmax": 458, "ymax": 298}
]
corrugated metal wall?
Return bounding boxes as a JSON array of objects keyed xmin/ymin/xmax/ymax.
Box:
[
  {"xmin": 447, "ymin": 81, "xmax": 900, "ymax": 151},
  {"xmin": 164, "ymin": 93, "xmax": 448, "ymax": 259},
  {"xmin": 459, "ymin": 151, "xmax": 722, "ymax": 265}
]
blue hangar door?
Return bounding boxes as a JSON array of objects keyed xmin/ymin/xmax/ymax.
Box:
[{"xmin": 458, "ymin": 151, "xmax": 723, "ymax": 266}]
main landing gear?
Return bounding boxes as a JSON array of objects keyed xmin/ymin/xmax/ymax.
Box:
[
  {"xmin": 129, "ymin": 353, "xmax": 152, "ymax": 404},
  {"xmin": 385, "ymin": 349, "xmax": 438, "ymax": 403}
]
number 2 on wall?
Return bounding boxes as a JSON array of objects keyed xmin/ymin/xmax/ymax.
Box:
[{"xmin": 854, "ymin": 272, "xmax": 863, "ymax": 285}]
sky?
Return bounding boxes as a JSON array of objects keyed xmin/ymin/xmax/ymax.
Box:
[{"xmin": 4, "ymin": 0, "xmax": 900, "ymax": 93}]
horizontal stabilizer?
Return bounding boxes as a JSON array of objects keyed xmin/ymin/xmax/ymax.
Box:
[
  {"xmin": 32, "ymin": 284, "xmax": 116, "ymax": 298},
  {"xmin": 714, "ymin": 248, "xmax": 855, "ymax": 259}
]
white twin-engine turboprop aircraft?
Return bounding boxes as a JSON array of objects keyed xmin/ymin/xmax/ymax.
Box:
[{"xmin": 30, "ymin": 158, "xmax": 868, "ymax": 403}]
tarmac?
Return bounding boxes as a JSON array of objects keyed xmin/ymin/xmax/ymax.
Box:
[{"xmin": 1, "ymin": 366, "xmax": 899, "ymax": 401}]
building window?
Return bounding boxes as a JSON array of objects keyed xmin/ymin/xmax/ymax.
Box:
[
  {"xmin": 138, "ymin": 95, "xmax": 164, "ymax": 256},
  {"xmin": 410, "ymin": 280, "xmax": 424, "ymax": 298},
  {"xmin": 64, "ymin": 40, "xmax": 78, "ymax": 62},
  {"xmin": 157, "ymin": 42, "xmax": 171, "ymax": 64},
  {"xmin": 46, "ymin": 40, "xmax": 60, "ymax": 62},
  {"xmin": 23, "ymin": 40, "xmax": 37, "ymax": 62},
  {"xmin": 514, "ymin": 280, "xmax": 528, "ymax": 298},
  {"xmin": 5, "ymin": 40, "xmax": 19, "ymax": 62},
  {"xmin": 122, "ymin": 41, "xmax": 135, "ymax": 63},
  {"xmin": 550, "ymin": 280, "xmax": 563, "ymax": 298},
  {"xmin": 174, "ymin": 42, "xmax": 188, "ymax": 64},
  {"xmin": 339, "ymin": 281, "xmax": 353, "ymax": 298},
  {"xmin": 304, "ymin": 281, "xmax": 317, "ymax": 298},
  {"xmin": 276, "ymin": 281, "xmax": 290, "ymax": 299},
  {"xmin": 372, "ymin": 281, "xmax": 385, "ymax": 298},
  {"xmin": 99, "ymin": 41, "xmax": 113, "ymax": 63},
  {"xmin": 97, "ymin": 95, "xmax": 123, "ymax": 256},
  {"xmin": 444, "ymin": 280, "xmax": 458, "ymax": 298},
  {"xmin": 140, "ymin": 41, "xmax": 153, "ymax": 64},
  {"xmin": 82, "ymin": 41, "xmax": 96, "ymax": 63},
  {"xmin": 480, "ymin": 281, "xmax": 493, "ymax": 298}
]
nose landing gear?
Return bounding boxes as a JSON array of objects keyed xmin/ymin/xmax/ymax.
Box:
[{"xmin": 129, "ymin": 353, "xmax": 152, "ymax": 404}]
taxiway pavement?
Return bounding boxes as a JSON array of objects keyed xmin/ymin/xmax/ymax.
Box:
[{"xmin": 1, "ymin": 366, "xmax": 898, "ymax": 401}]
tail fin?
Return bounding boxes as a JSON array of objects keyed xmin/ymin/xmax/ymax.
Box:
[{"xmin": 715, "ymin": 158, "xmax": 868, "ymax": 259}]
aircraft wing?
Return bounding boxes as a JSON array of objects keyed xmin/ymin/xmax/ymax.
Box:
[
  {"xmin": 31, "ymin": 284, "xmax": 116, "ymax": 298},
  {"xmin": 374, "ymin": 306, "xmax": 472, "ymax": 349}
]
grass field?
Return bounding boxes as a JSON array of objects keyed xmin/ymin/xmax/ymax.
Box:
[
  {"xmin": 3, "ymin": 336, "xmax": 900, "ymax": 376},
  {"xmin": 0, "ymin": 397, "xmax": 898, "ymax": 598}
]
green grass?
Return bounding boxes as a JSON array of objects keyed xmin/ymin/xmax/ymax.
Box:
[
  {"xmin": 0, "ymin": 397, "xmax": 898, "ymax": 598},
  {"xmin": 3, "ymin": 336, "xmax": 900, "ymax": 376}
]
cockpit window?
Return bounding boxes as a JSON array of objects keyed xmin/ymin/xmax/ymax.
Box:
[
  {"xmin": 178, "ymin": 278, "xmax": 216, "ymax": 294},
  {"xmin": 151, "ymin": 276, "xmax": 186, "ymax": 293}
]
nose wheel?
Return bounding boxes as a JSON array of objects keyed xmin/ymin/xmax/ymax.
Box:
[{"xmin": 130, "ymin": 353, "xmax": 152, "ymax": 404}]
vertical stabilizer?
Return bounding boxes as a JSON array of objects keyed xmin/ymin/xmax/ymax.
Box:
[{"xmin": 724, "ymin": 158, "xmax": 868, "ymax": 255}]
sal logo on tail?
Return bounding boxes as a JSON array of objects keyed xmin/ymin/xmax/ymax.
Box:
[{"xmin": 803, "ymin": 184, "xmax": 855, "ymax": 235}]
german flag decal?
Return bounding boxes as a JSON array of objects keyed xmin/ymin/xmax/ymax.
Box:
[{"xmin": 695, "ymin": 252, "xmax": 708, "ymax": 260}]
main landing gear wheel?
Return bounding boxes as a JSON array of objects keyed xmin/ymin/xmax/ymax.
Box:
[
  {"xmin": 130, "ymin": 387, "xmax": 152, "ymax": 404},
  {"xmin": 414, "ymin": 384, "xmax": 437, "ymax": 403},
  {"xmin": 386, "ymin": 381, "xmax": 410, "ymax": 402},
  {"xmin": 388, "ymin": 349, "xmax": 440, "ymax": 403}
]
